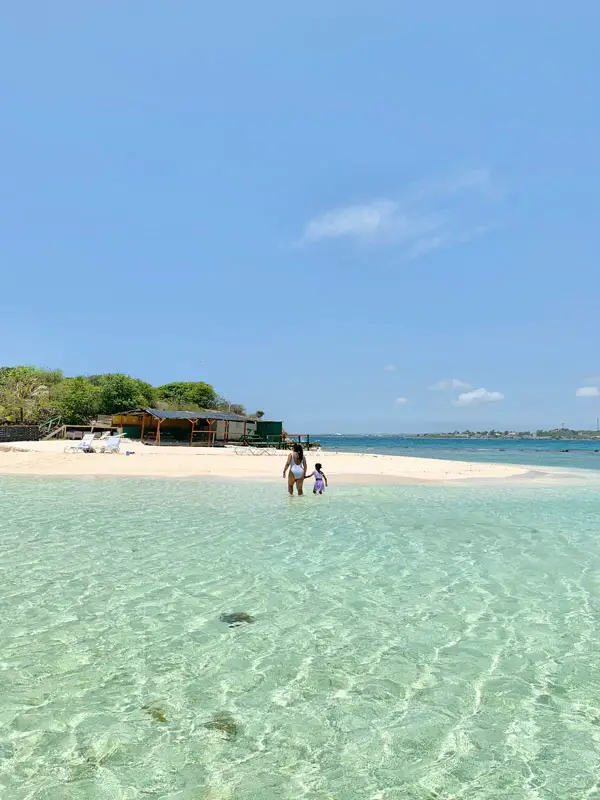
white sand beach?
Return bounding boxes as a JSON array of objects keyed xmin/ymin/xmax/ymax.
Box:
[{"xmin": 0, "ymin": 439, "xmax": 533, "ymax": 483}]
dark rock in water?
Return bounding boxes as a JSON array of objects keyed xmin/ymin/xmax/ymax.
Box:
[
  {"xmin": 142, "ymin": 704, "xmax": 168, "ymax": 723},
  {"xmin": 202, "ymin": 712, "xmax": 239, "ymax": 740},
  {"xmin": 536, "ymin": 694, "xmax": 554, "ymax": 707},
  {"xmin": 219, "ymin": 612, "xmax": 256, "ymax": 627}
]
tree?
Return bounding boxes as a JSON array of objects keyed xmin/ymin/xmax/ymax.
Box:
[
  {"xmin": 156, "ymin": 381, "xmax": 217, "ymax": 410},
  {"xmin": 254, "ymin": 410, "xmax": 265, "ymax": 419},
  {"xmin": 212, "ymin": 396, "xmax": 247, "ymax": 415},
  {"xmin": 0, "ymin": 365, "xmax": 63, "ymax": 389},
  {"xmin": 96, "ymin": 373, "xmax": 157, "ymax": 415},
  {"xmin": 0, "ymin": 365, "xmax": 255, "ymax": 425},
  {"xmin": 0, "ymin": 366, "xmax": 60, "ymax": 424},
  {"xmin": 52, "ymin": 377, "xmax": 101, "ymax": 424}
]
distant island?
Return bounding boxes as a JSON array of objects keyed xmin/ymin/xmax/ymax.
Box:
[{"xmin": 413, "ymin": 428, "xmax": 600, "ymax": 440}]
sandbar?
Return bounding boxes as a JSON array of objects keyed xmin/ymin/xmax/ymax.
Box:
[{"xmin": 0, "ymin": 439, "xmax": 537, "ymax": 484}]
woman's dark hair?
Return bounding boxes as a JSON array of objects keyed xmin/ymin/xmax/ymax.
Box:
[{"xmin": 292, "ymin": 442, "xmax": 304, "ymax": 461}]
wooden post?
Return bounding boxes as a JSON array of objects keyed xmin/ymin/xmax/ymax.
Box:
[
  {"xmin": 140, "ymin": 414, "xmax": 145, "ymax": 443},
  {"xmin": 189, "ymin": 419, "xmax": 195, "ymax": 446},
  {"xmin": 243, "ymin": 419, "xmax": 247, "ymax": 444},
  {"xmin": 225, "ymin": 419, "xmax": 230, "ymax": 444},
  {"xmin": 207, "ymin": 419, "xmax": 214, "ymax": 447},
  {"xmin": 156, "ymin": 419, "xmax": 161, "ymax": 445}
]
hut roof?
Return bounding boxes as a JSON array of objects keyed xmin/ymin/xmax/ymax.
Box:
[{"xmin": 126, "ymin": 408, "xmax": 251, "ymax": 422}]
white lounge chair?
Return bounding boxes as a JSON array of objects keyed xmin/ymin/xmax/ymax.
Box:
[
  {"xmin": 64, "ymin": 433, "xmax": 96, "ymax": 453},
  {"xmin": 100, "ymin": 435, "xmax": 121, "ymax": 454},
  {"xmin": 97, "ymin": 430, "xmax": 128, "ymax": 441},
  {"xmin": 230, "ymin": 442, "xmax": 279, "ymax": 455}
]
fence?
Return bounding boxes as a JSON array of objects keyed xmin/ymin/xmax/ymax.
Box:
[
  {"xmin": 0, "ymin": 425, "xmax": 40, "ymax": 443},
  {"xmin": 239, "ymin": 432, "xmax": 315, "ymax": 449}
]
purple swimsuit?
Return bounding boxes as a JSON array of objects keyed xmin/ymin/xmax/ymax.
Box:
[{"xmin": 314, "ymin": 469, "xmax": 325, "ymax": 493}]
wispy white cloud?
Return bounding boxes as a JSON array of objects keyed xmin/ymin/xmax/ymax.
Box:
[
  {"xmin": 382, "ymin": 364, "xmax": 397, "ymax": 372},
  {"xmin": 410, "ymin": 168, "xmax": 504, "ymax": 202},
  {"xmin": 455, "ymin": 387, "xmax": 504, "ymax": 406},
  {"xmin": 304, "ymin": 200, "xmax": 398, "ymax": 242},
  {"xmin": 301, "ymin": 167, "xmax": 503, "ymax": 260},
  {"xmin": 576, "ymin": 386, "xmax": 600, "ymax": 397},
  {"xmin": 403, "ymin": 224, "xmax": 498, "ymax": 261},
  {"xmin": 429, "ymin": 378, "xmax": 472, "ymax": 391},
  {"xmin": 395, "ymin": 396, "xmax": 409, "ymax": 405}
]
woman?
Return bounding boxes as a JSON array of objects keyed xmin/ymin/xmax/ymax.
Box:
[{"xmin": 283, "ymin": 443, "xmax": 307, "ymax": 496}]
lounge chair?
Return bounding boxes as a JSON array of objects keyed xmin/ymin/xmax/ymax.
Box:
[
  {"xmin": 97, "ymin": 430, "xmax": 128, "ymax": 441},
  {"xmin": 100, "ymin": 435, "xmax": 121, "ymax": 454},
  {"xmin": 231, "ymin": 442, "xmax": 278, "ymax": 455},
  {"xmin": 64, "ymin": 433, "xmax": 96, "ymax": 453}
]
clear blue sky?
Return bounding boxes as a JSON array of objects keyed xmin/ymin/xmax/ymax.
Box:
[{"xmin": 2, "ymin": 2, "xmax": 599, "ymax": 433}]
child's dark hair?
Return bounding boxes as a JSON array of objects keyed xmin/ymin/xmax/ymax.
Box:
[{"xmin": 315, "ymin": 462, "xmax": 322, "ymax": 471}]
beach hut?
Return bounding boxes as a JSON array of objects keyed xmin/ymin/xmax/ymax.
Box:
[
  {"xmin": 256, "ymin": 420, "xmax": 283, "ymax": 442},
  {"xmin": 112, "ymin": 408, "xmax": 257, "ymax": 446}
]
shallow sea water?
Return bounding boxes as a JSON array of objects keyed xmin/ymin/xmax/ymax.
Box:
[{"xmin": 2, "ymin": 477, "xmax": 600, "ymax": 799}]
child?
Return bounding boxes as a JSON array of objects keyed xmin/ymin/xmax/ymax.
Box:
[{"xmin": 306, "ymin": 462, "xmax": 328, "ymax": 495}]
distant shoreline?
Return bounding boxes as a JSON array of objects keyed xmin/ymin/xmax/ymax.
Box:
[{"xmin": 319, "ymin": 434, "xmax": 600, "ymax": 442}]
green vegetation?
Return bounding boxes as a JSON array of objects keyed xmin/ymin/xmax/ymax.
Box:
[
  {"xmin": 0, "ymin": 365, "xmax": 253, "ymax": 426},
  {"xmin": 0, "ymin": 366, "xmax": 61, "ymax": 424},
  {"xmin": 52, "ymin": 377, "xmax": 102, "ymax": 425},
  {"xmin": 417, "ymin": 428, "xmax": 600, "ymax": 440},
  {"xmin": 155, "ymin": 381, "xmax": 217, "ymax": 411},
  {"xmin": 534, "ymin": 428, "xmax": 600, "ymax": 440},
  {"xmin": 94, "ymin": 373, "xmax": 156, "ymax": 415},
  {"xmin": 417, "ymin": 430, "xmax": 531, "ymax": 438}
]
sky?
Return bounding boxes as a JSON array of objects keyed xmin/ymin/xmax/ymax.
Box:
[{"xmin": 1, "ymin": 1, "xmax": 599, "ymax": 433}]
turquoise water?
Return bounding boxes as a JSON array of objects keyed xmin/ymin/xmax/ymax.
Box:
[
  {"xmin": 318, "ymin": 435, "xmax": 600, "ymax": 471},
  {"xmin": 2, "ymin": 477, "xmax": 600, "ymax": 798}
]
